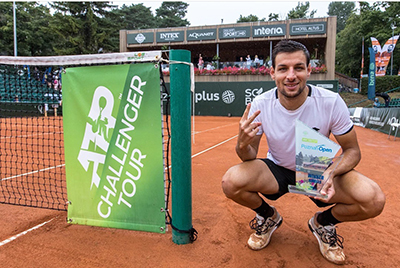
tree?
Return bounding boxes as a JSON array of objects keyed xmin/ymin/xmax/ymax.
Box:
[
  {"xmin": 237, "ymin": 14, "xmax": 266, "ymax": 23},
  {"xmin": 335, "ymin": 14, "xmax": 363, "ymax": 77},
  {"xmin": 336, "ymin": 1, "xmax": 400, "ymax": 77},
  {"xmin": 49, "ymin": 1, "xmax": 117, "ymax": 55},
  {"xmin": 155, "ymin": 1, "xmax": 190, "ymax": 28},
  {"xmin": 105, "ymin": 3, "xmax": 156, "ymax": 52},
  {"xmin": 0, "ymin": 2, "xmax": 15, "ymax": 55},
  {"xmin": 268, "ymin": 13, "xmax": 280, "ymax": 21},
  {"xmin": 18, "ymin": 2, "xmax": 56, "ymax": 56},
  {"xmin": 0, "ymin": 2, "xmax": 56, "ymax": 56},
  {"xmin": 287, "ymin": 2, "xmax": 316, "ymax": 19},
  {"xmin": 110, "ymin": 3, "xmax": 156, "ymax": 30},
  {"xmin": 327, "ymin": 1, "xmax": 356, "ymax": 33}
]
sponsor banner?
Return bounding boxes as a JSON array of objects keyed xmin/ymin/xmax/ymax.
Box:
[
  {"xmin": 253, "ymin": 24, "xmax": 286, "ymax": 37},
  {"xmin": 349, "ymin": 107, "xmax": 400, "ymax": 137},
  {"xmin": 219, "ymin": 26, "xmax": 251, "ymax": 39},
  {"xmin": 371, "ymin": 36, "xmax": 399, "ymax": 76},
  {"xmin": 156, "ymin": 31, "xmax": 184, "ymax": 42},
  {"xmin": 127, "ymin": 32, "xmax": 154, "ymax": 44},
  {"xmin": 63, "ymin": 63, "xmax": 165, "ymax": 233},
  {"xmin": 368, "ymin": 47, "xmax": 376, "ymax": 100},
  {"xmin": 192, "ymin": 81, "xmax": 272, "ymax": 116},
  {"xmin": 162, "ymin": 80, "xmax": 338, "ymax": 117},
  {"xmin": 187, "ymin": 29, "xmax": 217, "ymax": 41},
  {"xmin": 289, "ymin": 22, "xmax": 327, "ymax": 35}
]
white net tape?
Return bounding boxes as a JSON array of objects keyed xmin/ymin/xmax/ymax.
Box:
[{"xmin": 0, "ymin": 51, "xmax": 162, "ymax": 66}]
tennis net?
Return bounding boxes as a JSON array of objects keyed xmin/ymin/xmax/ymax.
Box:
[{"xmin": 0, "ymin": 52, "xmax": 168, "ymax": 211}]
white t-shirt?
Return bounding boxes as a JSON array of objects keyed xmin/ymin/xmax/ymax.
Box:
[{"xmin": 249, "ymin": 85, "xmax": 353, "ymax": 171}]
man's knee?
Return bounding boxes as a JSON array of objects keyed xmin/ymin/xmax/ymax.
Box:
[
  {"xmin": 221, "ymin": 166, "xmax": 244, "ymax": 199},
  {"xmin": 368, "ymin": 184, "xmax": 385, "ymax": 217},
  {"xmin": 221, "ymin": 168, "xmax": 235, "ymax": 198},
  {"xmin": 357, "ymin": 182, "xmax": 386, "ymax": 219}
]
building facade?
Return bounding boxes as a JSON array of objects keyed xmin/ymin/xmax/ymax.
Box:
[{"xmin": 120, "ymin": 17, "xmax": 337, "ymax": 80}]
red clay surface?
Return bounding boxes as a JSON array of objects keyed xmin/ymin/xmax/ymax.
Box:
[{"xmin": 1, "ymin": 116, "xmax": 399, "ymax": 267}]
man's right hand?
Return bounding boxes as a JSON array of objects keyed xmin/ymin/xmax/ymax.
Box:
[{"xmin": 236, "ymin": 103, "xmax": 262, "ymax": 161}]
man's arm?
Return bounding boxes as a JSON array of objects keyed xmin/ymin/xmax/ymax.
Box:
[
  {"xmin": 236, "ymin": 103, "xmax": 262, "ymax": 161},
  {"xmin": 319, "ymin": 127, "xmax": 361, "ymax": 198},
  {"xmin": 331, "ymin": 127, "xmax": 361, "ymax": 176}
]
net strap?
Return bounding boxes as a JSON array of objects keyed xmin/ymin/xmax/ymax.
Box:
[{"xmin": 164, "ymin": 59, "xmax": 196, "ymax": 144}]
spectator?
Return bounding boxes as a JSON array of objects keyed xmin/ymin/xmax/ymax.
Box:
[
  {"xmin": 46, "ymin": 72, "xmax": 53, "ymax": 88},
  {"xmin": 53, "ymin": 76, "xmax": 59, "ymax": 91},
  {"xmin": 376, "ymin": 92, "xmax": 391, "ymax": 107},
  {"xmin": 246, "ymin": 55, "xmax": 252, "ymax": 69},
  {"xmin": 33, "ymin": 67, "xmax": 40, "ymax": 81},
  {"xmin": 239, "ymin": 57, "xmax": 245, "ymax": 69},
  {"xmin": 254, "ymin": 55, "xmax": 261, "ymax": 68},
  {"xmin": 373, "ymin": 98, "xmax": 380, "ymax": 108},
  {"xmin": 198, "ymin": 56, "xmax": 204, "ymax": 70}
]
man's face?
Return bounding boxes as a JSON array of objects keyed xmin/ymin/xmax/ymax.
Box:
[{"xmin": 270, "ymin": 51, "xmax": 311, "ymax": 99}]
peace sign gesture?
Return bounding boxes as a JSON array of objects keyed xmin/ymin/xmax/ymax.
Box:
[{"xmin": 236, "ymin": 103, "xmax": 262, "ymax": 161}]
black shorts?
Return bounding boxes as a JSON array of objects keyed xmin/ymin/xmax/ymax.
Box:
[{"xmin": 259, "ymin": 158, "xmax": 334, "ymax": 207}]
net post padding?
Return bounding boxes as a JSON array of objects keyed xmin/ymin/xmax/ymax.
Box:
[{"xmin": 169, "ymin": 49, "xmax": 195, "ymax": 244}]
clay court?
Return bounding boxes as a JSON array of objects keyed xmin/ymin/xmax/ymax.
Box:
[{"xmin": 1, "ymin": 116, "xmax": 399, "ymax": 267}]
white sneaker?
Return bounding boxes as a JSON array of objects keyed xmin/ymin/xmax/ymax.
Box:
[
  {"xmin": 247, "ymin": 206, "xmax": 283, "ymax": 250},
  {"xmin": 308, "ymin": 213, "xmax": 345, "ymax": 265}
]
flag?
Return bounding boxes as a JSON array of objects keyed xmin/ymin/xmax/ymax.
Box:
[{"xmin": 371, "ymin": 36, "xmax": 399, "ymax": 76}]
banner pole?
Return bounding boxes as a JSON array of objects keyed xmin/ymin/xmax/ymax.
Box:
[{"xmin": 170, "ymin": 49, "xmax": 192, "ymax": 244}]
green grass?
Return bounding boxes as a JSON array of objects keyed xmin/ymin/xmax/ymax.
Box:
[{"xmin": 340, "ymin": 91, "xmax": 400, "ymax": 108}]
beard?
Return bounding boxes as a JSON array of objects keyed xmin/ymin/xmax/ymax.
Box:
[{"xmin": 278, "ymin": 84, "xmax": 307, "ymax": 99}]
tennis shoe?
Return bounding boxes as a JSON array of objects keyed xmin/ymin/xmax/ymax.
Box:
[
  {"xmin": 308, "ymin": 213, "xmax": 345, "ymax": 265},
  {"xmin": 247, "ymin": 206, "xmax": 282, "ymax": 250}
]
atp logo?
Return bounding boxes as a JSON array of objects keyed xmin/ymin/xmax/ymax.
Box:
[{"xmin": 77, "ymin": 86, "xmax": 116, "ymax": 189}]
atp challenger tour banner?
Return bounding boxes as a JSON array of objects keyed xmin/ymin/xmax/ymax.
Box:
[{"xmin": 62, "ymin": 63, "xmax": 165, "ymax": 233}]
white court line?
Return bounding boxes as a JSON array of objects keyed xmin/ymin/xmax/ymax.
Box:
[
  {"xmin": 191, "ymin": 135, "xmax": 238, "ymax": 158},
  {"xmin": 0, "ymin": 131, "xmax": 237, "ymax": 245},
  {"xmin": 165, "ymin": 134, "xmax": 238, "ymax": 170},
  {"xmin": 193, "ymin": 123, "xmax": 237, "ymax": 135},
  {"xmin": 1, "ymin": 164, "xmax": 65, "ymax": 182},
  {"xmin": 163, "ymin": 122, "xmax": 237, "ymax": 143},
  {"xmin": 0, "ymin": 218, "xmax": 55, "ymax": 247},
  {"xmin": 1, "ymin": 136, "xmax": 237, "ymax": 245}
]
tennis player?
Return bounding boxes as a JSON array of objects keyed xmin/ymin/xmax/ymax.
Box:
[{"xmin": 221, "ymin": 40, "xmax": 385, "ymax": 265}]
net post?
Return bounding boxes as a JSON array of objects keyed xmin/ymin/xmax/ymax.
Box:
[{"xmin": 170, "ymin": 49, "xmax": 192, "ymax": 244}]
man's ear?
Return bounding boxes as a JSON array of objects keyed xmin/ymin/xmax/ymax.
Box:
[
  {"xmin": 307, "ymin": 64, "xmax": 311, "ymax": 78},
  {"xmin": 270, "ymin": 67, "xmax": 275, "ymax": 80}
]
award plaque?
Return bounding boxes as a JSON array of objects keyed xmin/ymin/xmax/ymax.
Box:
[{"xmin": 288, "ymin": 120, "xmax": 342, "ymax": 199}]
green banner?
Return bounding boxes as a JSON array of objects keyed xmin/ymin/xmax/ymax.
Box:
[
  {"xmin": 62, "ymin": 63, "xmax": 165, "ymax": 233},
  {"xmin": 368, "ymin": 47, "xmax": 376, "ymax": 100}
]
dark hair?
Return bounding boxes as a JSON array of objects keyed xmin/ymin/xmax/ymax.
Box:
[{"xmin": 272, "ymin": 40, "xmax": 310, "ymax": 68}]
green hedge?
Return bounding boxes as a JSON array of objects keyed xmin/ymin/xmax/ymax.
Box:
[{"xmin": 360, "ymin": 76, "xmax": 400, "ymax": 95}]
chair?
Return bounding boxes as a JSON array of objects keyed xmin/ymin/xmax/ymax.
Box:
[
  {"xmin": 388, "ymin": 119, "xmax": 400, "ymax": 141},
  {"xmin": 350, "ymin": 107, "xmax": 363, "ymax": 126}
]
